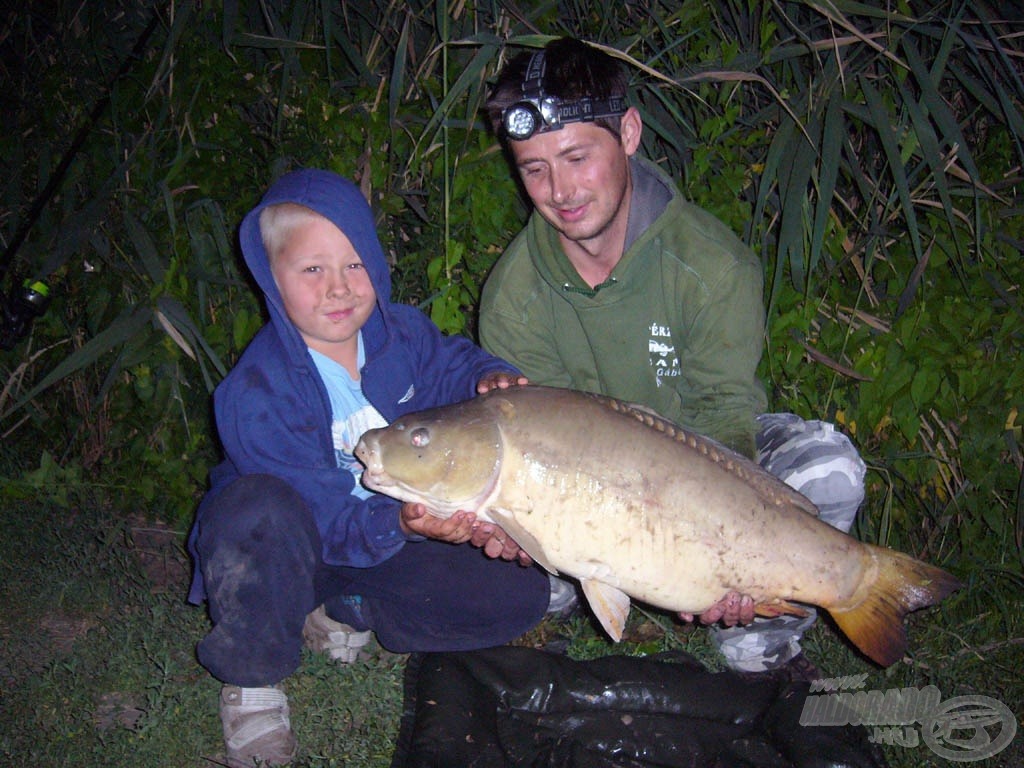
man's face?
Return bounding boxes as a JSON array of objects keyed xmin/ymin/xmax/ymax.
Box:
[
  {"xmin": 270, "ymin": 215, "xmax": 376, "ymax": 364},
  {"xmin": 509, "ymin": 110, "xmax": 641, "ymax": 257}
]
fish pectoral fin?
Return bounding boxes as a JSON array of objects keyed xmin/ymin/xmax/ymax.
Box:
[
  {"xmin": 754, "ymin": 600, "xmax": 811, "ymax": 618},
  {"xmin": 485, "ymin": 509, "xmax": 557, "ymax": 573},
  {"xmin": 580, "ymin": 579, "xmax": 631, "ymax": 643}
]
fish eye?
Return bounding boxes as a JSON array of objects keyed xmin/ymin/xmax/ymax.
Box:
[{"xmin": 410, "ymin": 427, "xmax": 430, "ymax": 447}]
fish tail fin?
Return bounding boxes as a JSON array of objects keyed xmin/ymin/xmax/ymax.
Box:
[{"xmin": 830, "ymin": 545, "xmax": 961, "ymax": 667}]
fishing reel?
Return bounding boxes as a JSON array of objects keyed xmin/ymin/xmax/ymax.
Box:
[{"xmin": 0, "ymin": 279, "xmax": 51, "ymax": 350}]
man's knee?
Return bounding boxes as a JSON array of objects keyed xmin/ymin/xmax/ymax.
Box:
[
  {"xmin": 712, "ymin": 610, "xmax": 819, "ymax": 672},
  {"xmin": 755, "ymin": 413, "xmax": 866, "ymax": 532}
]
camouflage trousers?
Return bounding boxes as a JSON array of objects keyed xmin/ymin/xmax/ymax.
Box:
[{"xmin": 711, "ymin": 413, "xmax": 866, "ymax": 672}]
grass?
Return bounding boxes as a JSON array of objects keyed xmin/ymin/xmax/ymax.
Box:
[
  {"xmin": 0, "ymin": 497, "xmax": 405, "ymax": 766},
  {"xmin": 1, "ymin": 494, "xmax": 1021, "ymax": 767}
]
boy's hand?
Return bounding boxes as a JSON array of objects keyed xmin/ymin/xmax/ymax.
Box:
[
  {"xmin": 400, "ymin": 503, "xmax": 476, "ymax": 542},
  {"xmin": 477, "ymin": 372, "xmax": 528, "ymax": 394},
  {"xmin": 400, "ymin": 502, "xmax": 533, "ymax": 565},
  {"xmin": 469, "ymin": 521, "xmax": 533, "ymax": 566}
]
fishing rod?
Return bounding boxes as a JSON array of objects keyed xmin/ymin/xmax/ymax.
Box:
[{"xmin": 0, "ymin": 11, "xmax": 160, "ymax": 350}]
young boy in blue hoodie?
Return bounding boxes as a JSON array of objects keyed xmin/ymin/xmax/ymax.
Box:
[{"xmin": 187, "ymin": 168, "xmax": 550, "ymax": 767}]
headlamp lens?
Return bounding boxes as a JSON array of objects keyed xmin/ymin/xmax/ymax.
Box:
[{"xmin": 503, "ymin": 102, "xmax": 540, "ymax": 140}]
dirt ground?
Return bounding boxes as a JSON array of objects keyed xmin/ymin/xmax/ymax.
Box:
[{"xmin": 0, "ymin": 514, "xmax": 189, "ymax": 708}]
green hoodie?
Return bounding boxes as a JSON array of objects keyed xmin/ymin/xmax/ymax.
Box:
[{"xmin": 479, "ymin": 155, "xmax": 768, "ymax": 457}]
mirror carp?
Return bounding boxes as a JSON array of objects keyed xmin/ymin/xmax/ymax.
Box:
[{"xmin": 355, "ymin": 385, "xmax": 960, "ymax": 666}]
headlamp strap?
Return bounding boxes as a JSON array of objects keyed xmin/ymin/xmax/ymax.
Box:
[
  {"xmin": 522, "ymin": 51, "xmax": 547, "ymax": 99},
  {"xmin": 555, "ymin": 95, "xmax": 628, "ymax": 123}
]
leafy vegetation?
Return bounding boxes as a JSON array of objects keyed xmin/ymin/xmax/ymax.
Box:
[{"xmin": 1, "ymin": 1, "xmax": 1021, "ymax": 766}]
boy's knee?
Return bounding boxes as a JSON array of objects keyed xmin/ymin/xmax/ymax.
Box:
[{"xmin": 199, "ymin": 474, "xmax": 313, "ymax": 543}]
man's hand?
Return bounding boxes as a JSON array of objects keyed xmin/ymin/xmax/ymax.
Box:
[
  {"xmin": 477, "ymin": 372, "xmax": 528, "ymax": 394},
  {"xmin": 679, "ymin": 591, "xmax": 755, "ymax": 626}
]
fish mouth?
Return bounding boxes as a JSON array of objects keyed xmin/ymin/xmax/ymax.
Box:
[
  {"xmin": 354, "ymin": 437, "xmax": 407, "ymax": 496},
  {"xmin": 353, "ymin": 438, "xmax": 385, "ymax": 485},
  {"xmin": 361, "ymin": 468, "xmax": 393, "ymax": 491}
]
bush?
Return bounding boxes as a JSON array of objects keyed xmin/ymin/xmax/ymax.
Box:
[{"xmin": 1, "ymin": 1, "xmax": 1020, "ymax": 565}]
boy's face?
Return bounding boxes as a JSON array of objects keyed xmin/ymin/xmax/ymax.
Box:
[
  {"xmin": 270, "ymin": 214, "xmax": 376, "ymax": 366},
  {"xmin": 509, "ymin": 108, "xmax": 641, "ymax": 260}
]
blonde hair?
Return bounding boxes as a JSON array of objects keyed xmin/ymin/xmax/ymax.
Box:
[{"xmin": 258, "ymin": 203, "xmax": 326, "ymax": 263}]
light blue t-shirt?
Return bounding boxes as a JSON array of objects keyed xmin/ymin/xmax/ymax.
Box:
[{"xmin": 308, "ymin": 334, "xmax": 387, "ymax": 499}]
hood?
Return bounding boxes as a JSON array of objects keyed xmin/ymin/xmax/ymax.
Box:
[{"xmin": 238, "ymin": 168, "xmax": 392, "ymax": 361}]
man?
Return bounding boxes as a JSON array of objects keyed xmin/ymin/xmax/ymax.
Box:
[{"xmin": 479, "ymin": 37, "xmax": 866, "ymax": 678}]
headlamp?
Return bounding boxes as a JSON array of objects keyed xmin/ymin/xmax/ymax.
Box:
[{"xmin": 501, "ymin": 51, "xmax": 628, "ymax": 141}]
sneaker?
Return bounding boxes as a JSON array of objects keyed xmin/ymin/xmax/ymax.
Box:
[
  {"xmin": 729, "ymin": 652, "xmax": 822, "ymax": 686},
  {"xmin": 778, "ymin": 652, "xmax": 822, "ymax": 684},
  {"xmin": 220, "ymin": 685, "xmax": 296, "ymax": 767},
  {"xmin": 546, "ymin": 574, "xmax": 580, "ymax": 618},
  {"xmin": 302, "ymin": 604, "xmax": 374, "ymax": 663}
]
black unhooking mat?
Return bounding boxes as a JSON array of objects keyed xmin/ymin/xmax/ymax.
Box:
[{"xmin": 390, "ymin": 647, "xmax": 886, "ymax": 768}]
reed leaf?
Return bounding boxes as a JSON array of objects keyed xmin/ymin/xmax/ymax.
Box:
[
  {"xmin": 754, "ymin": 118, "xmax": 795, "ymax": 312},
  {"xmin": 900, "ymin": 36, "xmax": 982, "ymax": 183},
  {"xmin": 859, "ymin": 76, "xmax": 925, "ymax": 289},
  {"xmin": 809, "ymin": 89, "xmax": 845, "ymax": 282},
  {"xmin": 223, "ymin": 0, "xmax": 239, "ymax": 50},
  {"xmin": 123, "ymin": 212, "xmax": 166, "ymax": 285},
  {"xmin": 327, "ymin": 16, "xmax": 376, "ymax": 84},
  {"xmin": 407, "ymin": 44, "xmax": 497, "ymax": 176},
  {"xmin": 156, "ymin": 296, "xmax": 228, "ymax": 390},
  {"xmin": 146, "ymin": 1, "xmax": 195, "ymax": 101},
  {"xmin": 3, "ymin": 306, "xmax": 152, "ymax": 419},
  {"xmin": 779, "ymin": 116, "xmax": 819, "ymax": 292},
  {"xmin": 389, "ymin": 14, "xmax": 412, "ymax": 129},
  {"xmin": 231, "ymin": 33, "xmax": 323, "ymax": 50}
]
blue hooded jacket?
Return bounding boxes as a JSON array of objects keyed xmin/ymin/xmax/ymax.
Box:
[{"xmin": 187, "ymin": 169, "xmax": 514, "ymax": 603}]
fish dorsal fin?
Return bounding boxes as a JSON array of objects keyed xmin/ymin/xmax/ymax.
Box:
[
  {"xmin": 592, "ymin": 393, "xmax": 820, "ymax": 519},
  {"xmin": 580, "ymin": 578, "xmax": 631, "ymax": 642}
]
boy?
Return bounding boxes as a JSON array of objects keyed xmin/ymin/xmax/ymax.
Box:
[{"xmin": 187, "ymin": 168, "xmax": 549, "ymax": 767}]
